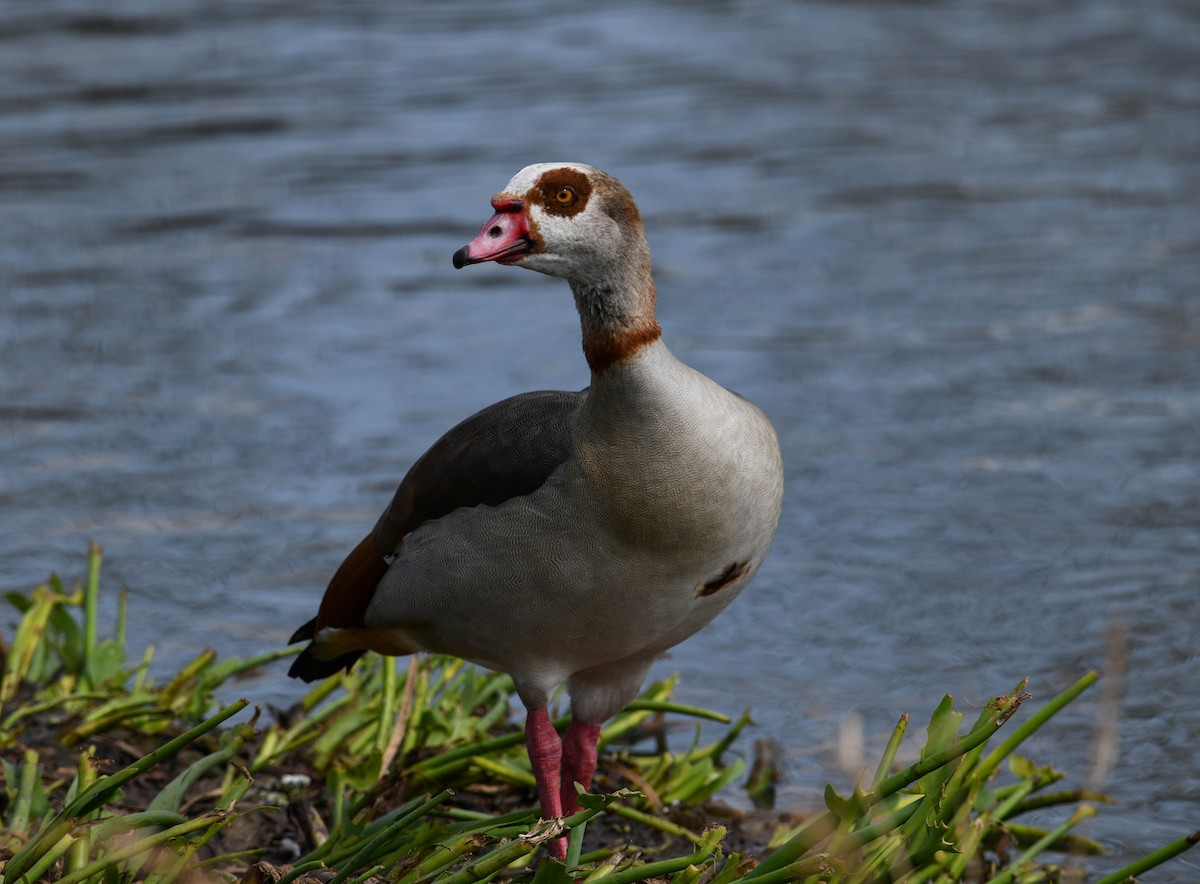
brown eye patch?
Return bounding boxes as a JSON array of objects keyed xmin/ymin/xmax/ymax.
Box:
[{"xmin": 535, "ymin": 167, "xmax": 591, "ymax": 217}]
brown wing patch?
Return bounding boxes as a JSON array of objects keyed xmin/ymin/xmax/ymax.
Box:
[
  {"xmin": 697, "ymin": 560, "xmax": 751, "ymax": 597},
  {"xmin": 315, "ymin": 533, "xmax": 390, "ymax": 631},
  {"xmin": 532, "ymin": 167, "xmax": 592, "ymax": 218}
]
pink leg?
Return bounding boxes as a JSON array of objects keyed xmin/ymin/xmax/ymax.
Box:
[
  {"xmin": 525, "ymin": 708, "xmax": 567, "ymax": 859},
  {"xmin": 560, "ymin": 719, "xmax": 602, "ymax": 815}
]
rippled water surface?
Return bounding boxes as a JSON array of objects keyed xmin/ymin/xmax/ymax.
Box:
[{"xmin": 2, "ymin": 0, "xmax": 1198, "ymax": 876}]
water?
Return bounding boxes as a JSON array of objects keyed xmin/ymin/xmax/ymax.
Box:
[{"xmin": 2, "ymin": 0, "xmax": 1197, "ymax": 876}]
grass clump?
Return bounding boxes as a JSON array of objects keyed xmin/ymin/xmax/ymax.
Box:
[{"xmin": 0, "ymin": 544, "xmax": 1195, "ymax": 883}]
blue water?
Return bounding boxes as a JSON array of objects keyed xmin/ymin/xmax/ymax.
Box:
[{"xmin": 2, "ymin": 1, "xmax": 1197, "ymax": 877}]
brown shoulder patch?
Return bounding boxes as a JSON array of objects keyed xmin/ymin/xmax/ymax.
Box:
[{"xmin": 532, "ymin": 167, "xmax": 592, "ymax": 218}]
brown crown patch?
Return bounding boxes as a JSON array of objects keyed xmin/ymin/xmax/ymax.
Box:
[{"xmin": 533, "ymin": 167, "xmax": 592, "ymax": 218}]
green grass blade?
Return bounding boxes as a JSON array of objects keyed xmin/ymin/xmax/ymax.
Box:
[
  {"xmin": 975, "ymin": 672, "xmax": 1097, "ymax": 783},
  {"xmin": 5, "ymin": 833, "xmax": 75, "ymax": 884},
  {"xmin": 2, "ymin": 698, "xmax": 248, "ymax": 881},
  {"xmin": 870, "ymin": 712, "xmax": 909, "ymax": 792},
  {"xmin": 81, "ymin": 542, "xmax": 101, "ymax": 689},
  {"xmin": 54, "ymin": 809, "xmax": 241, "ymax": 884},
  {"xmin": 987, "ymin": 805, "xmax": 1096, "ymax": 884},
  {"xmin": 583, "ymin": 827, "xmax": 724, "ymax": 884},
  {"xmin": 326, "ymin": 790, "xmax": 452, "ymax": 884},
  {"xmin": 146, "ymin": 736, "xmax": 243, "ymax": 814},
  {"xmin": 1091, "ymin": 829, "xmax": 1200, "ymax": 884}
]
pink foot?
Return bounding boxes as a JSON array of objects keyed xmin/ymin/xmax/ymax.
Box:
[
  {"xmin": 525, "ymin": 708, "xmax": 568, "ymax": 859},
  {"xmin": 560, "ymin": 719, "xmax": 602, "ymax": 815}
]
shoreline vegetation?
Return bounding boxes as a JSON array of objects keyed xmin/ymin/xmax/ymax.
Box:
[{"xmin": 1, "ymin": 545, "xmax": 1195, "ymax": 883}]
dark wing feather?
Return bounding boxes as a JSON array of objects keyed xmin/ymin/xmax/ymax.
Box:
[
  {"xmin": 370, "ymin": 389, "xmax": 583, "ymax": 552},
  {"xmin": 306, "ymin": 389, "xmax": 584, "ymax": 636}
]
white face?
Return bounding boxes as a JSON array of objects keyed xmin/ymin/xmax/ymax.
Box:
[
  {"xmin": 499, "ymin": 163, "xmax": 639, "ymax": 283},
  {"xmin": 454, "ymin": 163, "xmax": 644, "ymax": 284}
]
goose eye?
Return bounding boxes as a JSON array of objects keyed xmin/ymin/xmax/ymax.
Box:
[{"xmin": 554, "ymin": 186, "xmax": 575, "ymax": 204}]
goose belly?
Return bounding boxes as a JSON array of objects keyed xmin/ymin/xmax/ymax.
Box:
[{"xmin": 363, "ymin": 460, "xmax": 775, "ymax": 682}]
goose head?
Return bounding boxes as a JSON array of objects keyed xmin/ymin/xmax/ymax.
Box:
[
  {"xmin": 452, "ymin": 163, "xmax": 649, "ymax": 287},
  {"xmin": 453, "ymin": 163, "xmax": 661, "ymax": 374}
]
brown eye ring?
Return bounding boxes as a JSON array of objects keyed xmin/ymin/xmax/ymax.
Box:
[{"xmin": 537, "ymin": 168, "xmax": 591, "ymax": 216}]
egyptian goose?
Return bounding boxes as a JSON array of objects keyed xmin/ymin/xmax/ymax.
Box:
[{"xmin": 288, "ymin": 163, "xmax": 784, "ymax": 858}]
